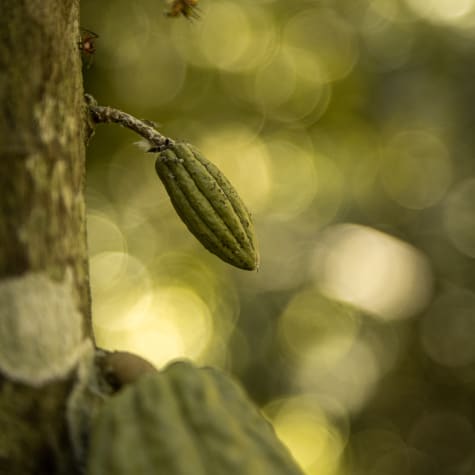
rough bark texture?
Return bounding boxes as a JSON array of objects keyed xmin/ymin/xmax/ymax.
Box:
[
  {"xmin": 0, "ymin": 0, "xmax": 90, "ymax": 328},
  {"xmin": 0, "ymin": 1, "xmax": 91, "ymax": 473}
]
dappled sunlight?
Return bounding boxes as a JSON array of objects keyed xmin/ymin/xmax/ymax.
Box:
[
  {"xmin": 93, "ymin": 284, "xmax": 214, "ymax": 367},
  {"xmin": 266, "ymin": 396, "xmax": 349, "ymax": 475},
  {"xmin": 278, "ymin": 291, "xmax": 384, "ymax": 412},
  {"xmin": 403, "ymin": 0, "xmax": 475, "ymax": 25},
  {"xmin": 89, "ymin": 244, "xmax": 240, "ymax": 367},
  {"xmin": 279, "ymin": 290, "xmax": 361, "ymax": 364},
  {"xmin": 296, "ymin": 340, "xmax": 381, "ymax": 414},
  {"xmin": 90, "ymin": 252, "xmax": 153, "ymax": 330},
  {"xmin": 311, "ymin": 224, "xmax": 433, "ymax": 321},
  {"xmin": 81, "ymin": 0, "xmax": 475, "ymax": 472}
]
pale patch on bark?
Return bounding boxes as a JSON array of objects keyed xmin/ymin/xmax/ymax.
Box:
[{"xmin": 0, "ymin": 270, "xmax": 89, "ymax": 386}]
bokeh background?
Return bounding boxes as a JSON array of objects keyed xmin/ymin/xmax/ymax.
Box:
[{"xmin": 81, "ymin": 0, "xmax": 475, "ymax": 473}]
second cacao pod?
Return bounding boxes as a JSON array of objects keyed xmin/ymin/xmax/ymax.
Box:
[{"xmin": 87, "ymin": 361, "xmax": 304, "ymax": 475}]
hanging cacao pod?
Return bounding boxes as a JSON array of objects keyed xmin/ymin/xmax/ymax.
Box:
[{"xmin": 155, "ymin": 142, "xmax": 259, "ymax": 270}]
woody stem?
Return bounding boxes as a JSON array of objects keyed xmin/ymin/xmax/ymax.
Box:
[{"xmin": 85, "ymin": 94, "xmax": 174, "ymax": 150}]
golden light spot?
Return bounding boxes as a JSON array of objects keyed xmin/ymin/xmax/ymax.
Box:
[
  {"xmin": 312, "ymin": 224, "xmax": 433, "ymax": 321},
  {"xmin": 266, "ymin": 396, "xmax": 347, "ymax": 475},
  {"xmin": 90, "ymin": 252, "xmax": 152, "ymax": 330},
  {"xmin": 403, "ymin": 0, "xmax": 475, "ymax": 25}
]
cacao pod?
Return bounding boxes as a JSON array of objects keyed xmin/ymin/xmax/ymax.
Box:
[
  {"xmin": 87, "ymin": 361, "xmax": 304, "ymax": 475},
  {"xmin": 155, "ymin": 142, "xmax": 259, "ymax": 270}
]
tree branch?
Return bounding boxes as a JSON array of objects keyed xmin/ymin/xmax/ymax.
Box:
[{"xmin": 85, "ymin": 94, "xmax": 174, "ymax": 151}]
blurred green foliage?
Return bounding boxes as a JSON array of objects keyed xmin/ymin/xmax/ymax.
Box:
[{"xmin": 81, "ymin": 0, "xmax": 475, "ymax": 473}]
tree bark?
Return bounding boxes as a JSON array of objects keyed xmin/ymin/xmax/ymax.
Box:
[
  {"xmin": 0, "ymin": 0, "xmax": 90, "ymax": 327},
  {"xmin": 0, "ymin": 1, "xmax": 91, "ymax": 473}
]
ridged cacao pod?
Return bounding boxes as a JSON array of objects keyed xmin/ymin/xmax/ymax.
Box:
[
  {"xmin": 155, "ymin": 142, "xmax": 259, "ymax": 270},
  {"xmin": 87, "ymin": 361, "xmax": 304, "ymax": 475}
]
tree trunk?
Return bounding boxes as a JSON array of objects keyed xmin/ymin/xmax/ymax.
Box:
[{"xmin": 0, "ymin": 1, "xmax": 91, "ymax": 473}]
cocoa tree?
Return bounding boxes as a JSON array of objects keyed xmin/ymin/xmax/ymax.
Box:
[{"xmin": 0, "ymin": 2, "xmax": 301, "ymax": 473}]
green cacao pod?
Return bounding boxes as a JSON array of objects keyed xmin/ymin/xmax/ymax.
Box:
[
  {"xmin": 87, "ymin": 361, "xmax": 304, "ymax": 475},
  {"xmin": 155, "ymin": 142, "xmax": 259, "ymax": 270}
]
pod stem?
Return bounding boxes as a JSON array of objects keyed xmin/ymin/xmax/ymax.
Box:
[{"xmin": 85, "ymin": 94, "xmax": 174, "ymax": 151}]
